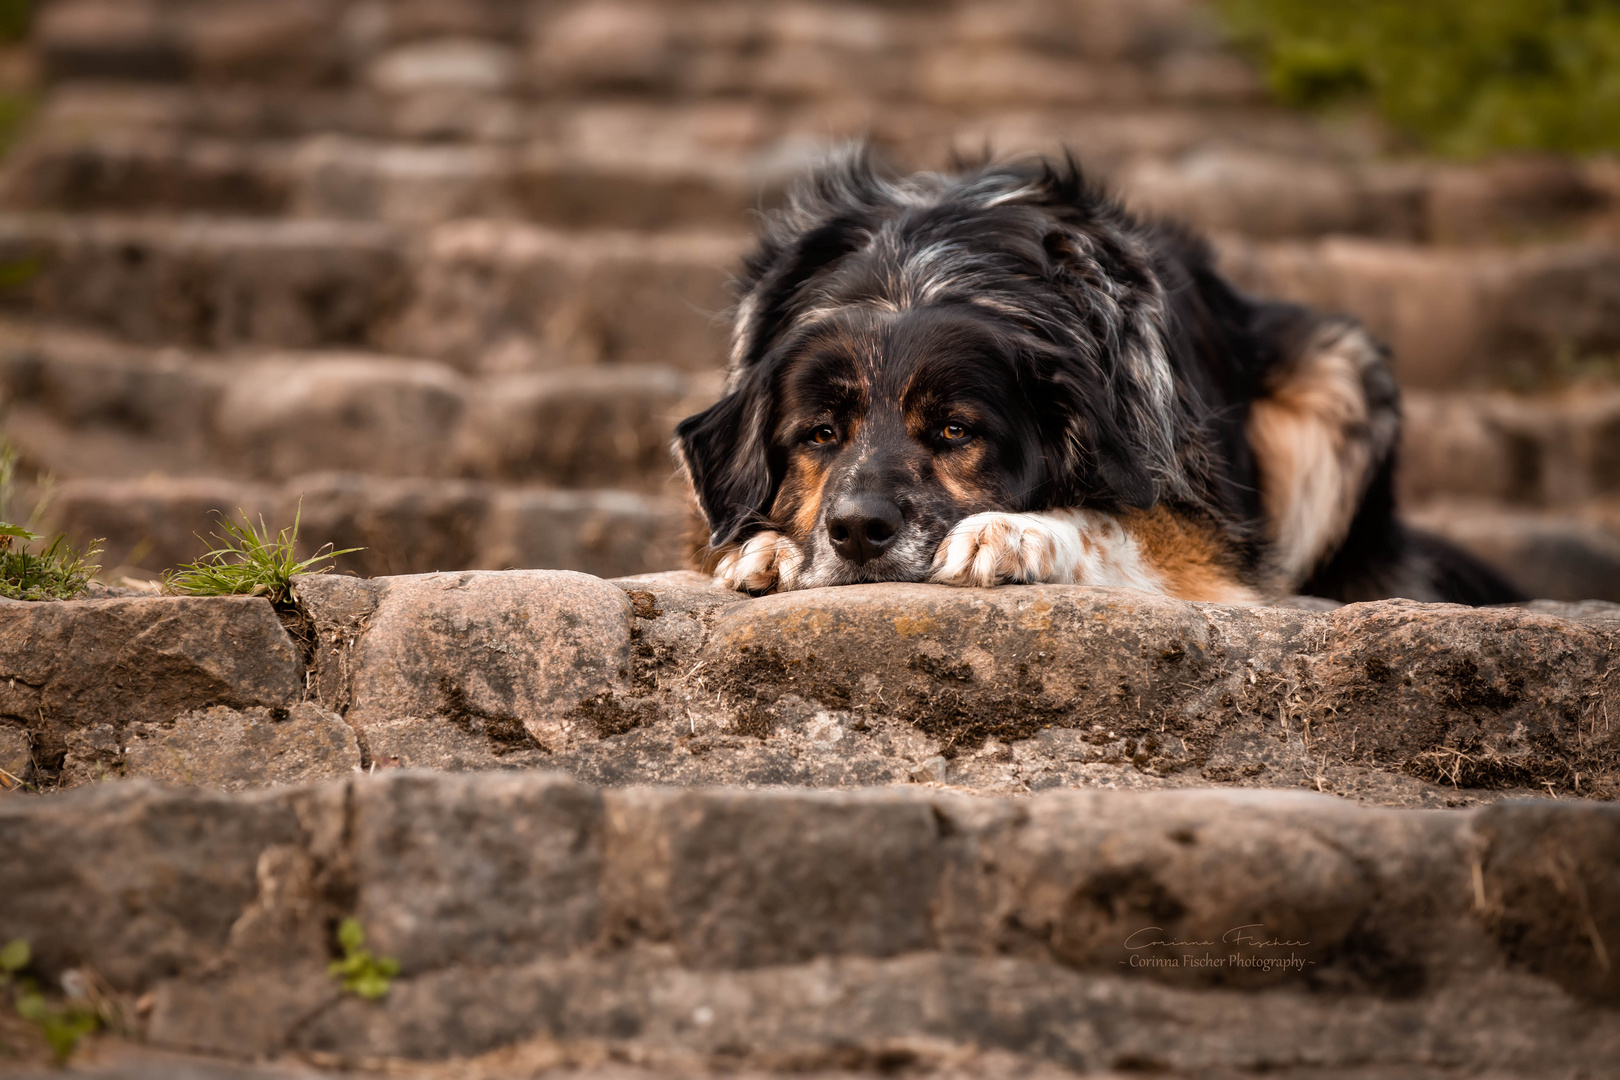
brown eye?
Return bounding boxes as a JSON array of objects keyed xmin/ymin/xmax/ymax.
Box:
[
  {"xmin": 940, "ymin": 422, "xmax": 969, "ymax": 442},
  {"xmin": 809, "ymin": 425, "xmax": 837, "ymax": 445}
]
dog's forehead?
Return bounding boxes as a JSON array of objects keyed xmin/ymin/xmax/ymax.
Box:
[{"xmin": 778, "ymin": 303, "xmax": 1021, "ymax": 406}]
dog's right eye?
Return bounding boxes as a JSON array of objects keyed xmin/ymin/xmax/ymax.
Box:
[{"xmin": 808, "ymin": 426, "xmax": 838, "ymax": 445}]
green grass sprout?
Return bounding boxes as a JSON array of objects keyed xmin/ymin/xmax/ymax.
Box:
[
  {"xmin": 0, "ymin": 444, "xmax": 101, "ymax": 601},
  {"xmin": 162, "ymin": 502, "xmax": 359, "ymax": 604},
  {"xmin": 2, "ymin": 939, "xmax": 101, "ymax": 1064},
  {"xmin": 327, "ymin": 918, "xmax": 399, "ymax": 1001}
]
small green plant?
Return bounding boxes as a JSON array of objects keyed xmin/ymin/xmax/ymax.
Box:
[
  {"xmin": 0, "ymin": 446, "xmax": 100, "ymax": 601},
  {"xmin": 327, "ymin": 918, "xmax": 399, "ymax": 1001},
  {"xmin": 1, "ymin": 939, "xmax": 100, "ymax": 1064},
  {"xmin": 1217, "ymin": 0, "xmax": 1620, "ymax": 157},
  {"xmin": 0, "ymin": 525, "xmax": 101, "ymax": 601},
  {"xmin": 162, "ymin": 502, "xmax": 359, "ymax": 604}
]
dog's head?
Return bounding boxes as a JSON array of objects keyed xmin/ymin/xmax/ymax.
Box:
[{"xmin": 676, "ymin": 151, "xmax": 1193, "ymax": 589}]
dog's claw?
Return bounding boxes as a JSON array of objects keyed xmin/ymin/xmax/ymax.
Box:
[{"xmin": 713, "ymin": 531, "xmax": 802, "ymax": 594}]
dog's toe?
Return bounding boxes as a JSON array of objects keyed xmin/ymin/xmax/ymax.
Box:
[
  {"xmin": 714, "ymin": 531, "xmax": 800, "ymax": 594},
  {"xmin": 931, "ymin": 512, "xmax": 1077, "ymax": 587}
]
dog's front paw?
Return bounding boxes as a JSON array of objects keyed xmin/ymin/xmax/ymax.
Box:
[
  {"xmin": 713, "ymin": 531, "xmax": 803, "ymax": 594},
  {"xmin": 930, "ymin": 512, "xmax": 1079, "ymax": 587}
]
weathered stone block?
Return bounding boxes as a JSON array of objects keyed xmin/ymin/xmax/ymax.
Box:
[
  {"xmin": 339, "ymin": 570, "xmax": 635, "ymax": 750},
  {"xmin": 456, "ymin": 366, "xmax": 719, "ymax": 488},
  {"xmin": 0, "ymin": 215, "xmax": 408, "ymax": 351},
  {"xmin": 606, "ymin": 787, "xmax": 946, "ymax": 968},
  {"xmin": 1473, "ymin": 800, "xmax": 1620, "ymax": 1003},
  {"xmin": 0, "ymin": 594, "xmax": 302, "ymax": 772},
  {"xmin": 386, "ymin": 220, "xmax": 739, "ymax": 372},
  {"xmin": 351, "ymin": 770, "xmax": 604, "ymax": 972},
  {"xmin": 0, "ymin": 780, "xmax": 305, "ymax": 989},
  {"xmin": 479, "ymin": 489, "xmax": 692, "ymax": 582},
  {"xmin": 215, "ymin": 354, "xmax": 468, "ymax": 480},
  {"xmin": 697, "ymin": 583, "xmax": 1311, "ymax": 753},
  {"xmin": 123, "ymin": 703, "xmax": 360, "ymax": 792}
]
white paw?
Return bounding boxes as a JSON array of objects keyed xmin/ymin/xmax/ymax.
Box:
[
  {"xmin": 713, "ymin": 531, "xmax": 804, "ymax": 594},
  {"xmin": 930, "ymin": 512, "xmax": 1081, "ymax": 587}
]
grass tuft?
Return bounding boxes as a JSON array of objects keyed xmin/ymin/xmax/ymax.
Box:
[
  {"xmin": 162, "ymin": 502, "xmax": 359, "ymax": 604},
  {"xmin": 0, "ymin": 445, "xmax": 100, "ymax": 601},
  {"xmin": 2, "ymin": 939, "xmax": 101, "ymax": 1064}
]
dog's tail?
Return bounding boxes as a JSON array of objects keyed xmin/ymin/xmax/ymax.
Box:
[
  {"xmin": 1303, "ymin": 519, "xmax": 1525, "ymax": 606},
  {"xmin": 1396, "ymin": 527, "xmax": 1526, "ymax": 606}
]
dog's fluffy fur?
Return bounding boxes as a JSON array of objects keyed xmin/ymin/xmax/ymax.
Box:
[{"xmin": 674, "ymin": 151, "xmax": 1521, "ymax": 606}]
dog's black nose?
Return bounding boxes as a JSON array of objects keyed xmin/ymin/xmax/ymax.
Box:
[{"xmin": 826, "ymin": 495, "xmax": 903, "ymax": 564}]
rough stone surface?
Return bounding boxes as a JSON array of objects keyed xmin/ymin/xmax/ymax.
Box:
[
  {"xmin": 122, "ymin": 703, "xmax": 360, "ymax": 792},
  {"xmin": 1219, "ymin": 236, "xmax": 1620, "ymax": 388},
  {"xmin": 350, "ymin": 771, "xmax": 604, "ymax": 973},
  {"xmin": 8, "ymin": 570, "xmax": 1617, "ymax": 803},
  {"xmin": 311, "ymin": 570, "xmax": 635, "ymax": 751},
  {"xmin": 2, "ymin": 774, "xmax": 1617, "ymax": 1073},
  {"xmin": 384, "ymin": 220, "xmax": 739, "ymax": 373},
  {"xmin": 0, "ymin": 780, "xmax": 308, "ymax": 989},
  {"xmin": 0, "ymin": 722, "xmax": 30, "ymax": 787},
  {"xmin": 0, "ymin": 595, "xmax": 302, "ymax": 777}
]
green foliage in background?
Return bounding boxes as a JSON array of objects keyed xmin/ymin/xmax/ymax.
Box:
[
  {"xmin": 162, "ymin": 502, "xmax": 359, "ymax": 604},
  {"xmin": 0, "ymin": 0, "xmax": 27, "ymax": 42},
  {"xmin": 0, "ymin": 1, "xmax": 34, "ymax": 157},
  {"xmin": 1217, "ymin": 0, "xmax": 1620, "ymax": 156}
]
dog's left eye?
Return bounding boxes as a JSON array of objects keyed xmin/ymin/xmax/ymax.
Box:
[
  {"xmin": 808, "ymin": 425, "xmax": 837, "ymax": 445},
  {"xmin": 940, "ymin": 423, "xmax": 970, "ymax": 442}
]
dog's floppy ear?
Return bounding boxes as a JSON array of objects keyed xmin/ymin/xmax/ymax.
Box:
[
  {"xmin": 1035, "ymin": 223, "xmax": 1183, "ymax": 510},
  {"xmin": 673, "ymin": 366, "xmax": 777, "ymax": 549},
  {"xmin": 1038, "ymin": 365, "xmax": 1161, "ymax": 510}
]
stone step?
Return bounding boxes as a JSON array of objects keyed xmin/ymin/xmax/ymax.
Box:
[
  {"xmin": 37, "ymin": 475, "xmax": 693, "ymax": 584},
  {"xmin": 1219, "ymin": 235, "xmax": 1620, "ymax": 388},
  {"xmin": 4, "ymin": 568, "xmax": 1617, "ymax": 801},
  {"xmin": 35, "ymin": 0, "xmax": 1250, "ymax": 105},
  {"xmin": 36, "ymin": 81, "xmax": 1350, "ymax": 170},
  {"xmin": 0, "ymin": 214, "xmax": 740, "ymax": 370},
  {"xmin": 0, "ymin": 769, "xmax": 1615, "ymax": 1073},
  {"xmin": 1401, "ymin": 387, "xmax": 1620, "ymax": 507},
  {"xmin": 0, "ymin": 321, "xmax": 720, "ymax": 489},
  {"xmin": 1409, "ymin": 498, "xmax": 1620, "ymax": 604},
  {"xmin": 6, "ymin": 213, "xmax": 1620, "ymax": 384},
  {"xmin": 7, "ymin": 123, "xmax": 1614, "ymax": 241},
  {"xmin": 13, "ymin": 315, "xmax": 1620, "ymax": 509}
]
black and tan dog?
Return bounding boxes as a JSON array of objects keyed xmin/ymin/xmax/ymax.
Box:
[{"xmin": 674, "ymin": 151, "xmax": 1520, "ymax": 605}]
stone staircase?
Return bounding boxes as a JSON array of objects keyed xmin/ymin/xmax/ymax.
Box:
[
  {"xmin": 0, "ymin": 0, "xmax": 1618, "ymax": 595},
  {"xmin": 3, "ymin": 4, "xmax": 1620, "ymax": 1075},
  {"xmin": 2, "ymin": 569, "xmax": 1618, "ymax": 1075}
]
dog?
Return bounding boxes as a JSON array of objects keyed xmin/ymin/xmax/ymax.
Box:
[{"xmin": 673, "ymin": 150, "xmax": 1522, "ymax": 606}]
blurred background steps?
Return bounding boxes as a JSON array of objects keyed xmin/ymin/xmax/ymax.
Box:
[
  {"xmin": 0, "ymin": 0, "xmax": 1619, "ymax": 598},
  {"xmin": 41, "ymin": 473, "xmax": 688, "ymax": 580},
  {"xmin": 0, "ymin": 317, "xmax": 720, "ymax": 488}
]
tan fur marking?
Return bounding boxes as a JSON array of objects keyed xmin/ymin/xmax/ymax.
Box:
[
  {"xmin": 1119, "ymin": 506, "xmax": 1262, "ymax": 604},
  {"xmin": 1247, "ymin": 323, "xmax": 1393, "ymax": 590}
]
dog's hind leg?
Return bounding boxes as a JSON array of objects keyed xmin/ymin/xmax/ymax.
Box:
[{"xmin": 1245, "ymin": 316, "xmax": 1400, "ymax": 593}]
